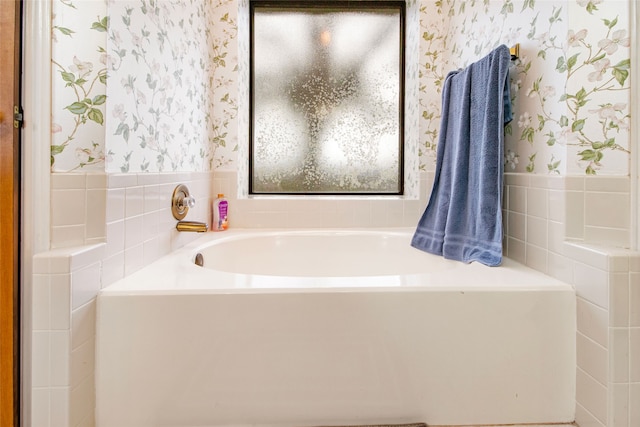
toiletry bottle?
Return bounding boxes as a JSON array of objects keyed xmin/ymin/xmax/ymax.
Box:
[{"xmin": 212, "ymin": 193, "xmax": 229, "ymax": 231}]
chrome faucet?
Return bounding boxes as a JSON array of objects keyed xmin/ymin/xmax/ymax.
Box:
[{"xmin": 176, "ymin": 220, "xmax": 208, "ymax": 233}]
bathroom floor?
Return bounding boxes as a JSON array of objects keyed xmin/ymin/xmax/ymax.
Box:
[{"xmin": 422, "ymin": 425, "xmax": 576, "ymax": 427}]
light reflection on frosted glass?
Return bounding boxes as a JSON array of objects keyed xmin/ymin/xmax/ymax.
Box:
[{"xmin": 252, "ymin": 6, "xmax": 402, "ymax": 194}]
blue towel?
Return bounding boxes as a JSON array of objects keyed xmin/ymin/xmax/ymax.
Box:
[{"xmin": 411, "ymin": 44, "xmax": 512, "ymax": 266}]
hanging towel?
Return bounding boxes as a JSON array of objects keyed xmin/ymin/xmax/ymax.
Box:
[{"xmin": 411, "ymin": 44, "xmax": 512, "ymax": 267}]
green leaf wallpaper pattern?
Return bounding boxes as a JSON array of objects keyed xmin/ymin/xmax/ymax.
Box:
[
  {"xmin": 51, "ymin": 0, "xmax": 630, "ymax": 175},
  {"xmin": 51, "ymin": 0, "xmax": 108, "ymax": 171},
  {"xmin": 419, "ymin": 0, "xmax": 630, "ymax": 175}
]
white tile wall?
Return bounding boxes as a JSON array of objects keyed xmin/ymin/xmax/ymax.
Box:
[
  {"xmin": 32, "ymin": 244, "xmax": 103, "ymax": 427},
  {"xmin": 102, "ymin": 171, "xmax": 212, "ymax": 284},
  {"xmin": 576, "ymin": 404, "xmax": 606, "ymax": 427},
  {"xmin": 503, "ymin": 172, "xmax": 639, "ymax": 427},
  {"xmin": 37, "ymin": 170, "xmax": 640, "ymax": 427},
  {"xmin": 632, "ymin": 384, "xmax": 640, "ymax": 426},
  {"xmin": 632, "ymin": 327, "xmax": 640, "ymax": 383},
  {"xmin": 525, "ymin": 243, "xmax": 548, "ymax": 273},
  {"xmin": 610, "ymin": 272, "xmax": 630, "ymax": 327},
  {"xmin": 577, "ymin": 368, "xmax": 608, "ymax": 424},
  {"xmin": 34, "ymin": 170, "xmax": 214, "ymax": 427},
  {"xmin": 51, "ymin": 174, "xmax": 108, "ymax": 249},
  {"xmin": 576, "ymin": 332, "xmax": 607, "ymax": 385},
  {"xmin": 31, "ymin": 388, "xmax": 50, "ymax": 427},
  {"xmin": 213, "ymin": 170, "xmax": 432, "ymax": 229},
  {"xmin": 566, "ymin": 190, "xmax": 586, "ymax": 239},
  {"xmin": 609, "ymin": 383, "xmax": 630, "ymax": 427},
  {"xmin": 574, "ymin": 262, "xmax": 609, "ymax": 310}
]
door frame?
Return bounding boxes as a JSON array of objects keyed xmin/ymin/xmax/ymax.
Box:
[
  {"xmin": 20, "ymin": 0, "xmax": 53, "ymax": 425},
  {"xmin": 632, "ymin": 0, "xmax": 639, "ymax": 250},
  {"xmin": 0, "ymin": 1, "xmax": 22, "ymax": 426}
]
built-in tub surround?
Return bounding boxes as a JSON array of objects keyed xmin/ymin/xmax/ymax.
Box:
[
  {"xmin": 50, "ymin": 172, "xmax": 214, "ymax": 262},
  {"xmin": 35, "ymin": 170, "xmax": 640, "ymax": 427},
  {"xmin": 97, "ymin": 229, "xmax": 576, "ymax": 427},
  {"xmin": 503, "ymin": 172, "xmax": 640, "ymax": 427},
  {"xmin": 33, "ymin": 171, "xmax": 214, "ymax": 426}
]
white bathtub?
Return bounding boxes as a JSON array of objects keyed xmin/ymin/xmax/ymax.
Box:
[{"xmin": 96, "ymin": 228, "xmax": 576, "ymax": 427}]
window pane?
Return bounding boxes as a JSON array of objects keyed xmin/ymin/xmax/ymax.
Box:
[{"xmin": 251, "ymin": 3, "xmax": 403, "ymax": 194}]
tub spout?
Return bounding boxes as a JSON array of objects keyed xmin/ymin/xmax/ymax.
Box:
[{"xmin": 176, "ymin": 221, "xmax": 208, "ymax": 232}]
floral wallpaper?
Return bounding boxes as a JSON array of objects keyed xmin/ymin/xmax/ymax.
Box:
[
  {"xmin": 51, "ymin": 0, "xmax": 631, "ymax": 176},
  {"xmin": 105, "ymin": 0, "xmax": 238, "ymax": 172},
  {"xmin": 51, "ymin": 0, "xmax": 108, "ymax": 172},
  {"xmin": 51, "ymin": 0, "xmax": 238, "ymax": 172},
  {"xmin": 419, "ymin": 0, "xmax": 630, "ymax": 175}
]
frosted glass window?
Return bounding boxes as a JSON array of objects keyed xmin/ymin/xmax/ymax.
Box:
[{"xmin": 250, "ymin": 2, "xmax": 404, "ymax": 194}]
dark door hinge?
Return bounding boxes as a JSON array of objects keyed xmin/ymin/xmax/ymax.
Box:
[{"xmin": 13, "ymin": 106, "xmax": 23, "ymax": 129}]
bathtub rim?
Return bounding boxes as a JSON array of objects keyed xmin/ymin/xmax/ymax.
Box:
[{"xmin": 99, "ymin": 227, "xmax": 575, "ymax": 295}]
